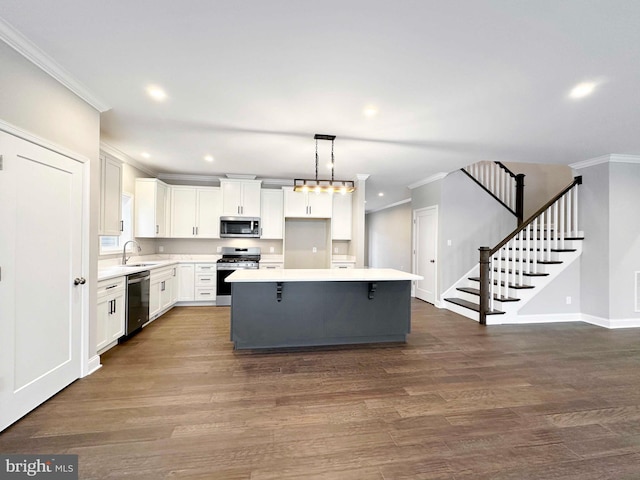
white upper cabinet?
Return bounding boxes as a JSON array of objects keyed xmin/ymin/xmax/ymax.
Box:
[
  {"xmin": 283, "ymin": 187, "xmax": 333, "ymax": 218},
  {"xmin": 170, "ymin": 186, "xmax": 222, "ymax": 238},
  {"xmin": 331, "ymin": 193, "xmax": 352, "ymax": 240},
  {"xmin": 135, "ymin": 178, "xmax": 169, "ymax": 237},
  {"xmin": 260, "ymin": 189, "xmax": 284, "ymax": 239},
  {"xmin": 99, "ymin": 153, "xmax": 123, "ymax": 236},
  {"xmin": 221, "ymin": 179, "xmax": 261, "ymax": 217}
]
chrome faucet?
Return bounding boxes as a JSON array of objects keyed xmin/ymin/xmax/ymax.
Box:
[{"xmin": 122, "ymin": 240, "xmax": 141, "ymax": 265}]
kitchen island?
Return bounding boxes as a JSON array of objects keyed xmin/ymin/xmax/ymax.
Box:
[{"xmin": 226, "ymin": 268, "xmax": 422, "ymax": 350}]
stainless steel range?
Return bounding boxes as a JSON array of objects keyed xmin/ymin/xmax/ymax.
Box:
[{"xmin": 216, "ymin": 247, "xmax": 261, "ymax": 306}]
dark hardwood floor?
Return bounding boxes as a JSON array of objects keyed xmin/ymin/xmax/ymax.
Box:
[{"xmin": 2, "ymin": 301, "xmax": 640, "ymax": 479}]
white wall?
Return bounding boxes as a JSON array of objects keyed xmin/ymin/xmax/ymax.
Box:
[
  {"xmin": 576, "ymin": 157, "xmax": 640, "ymax": 323},
  {"xmin": 438, "ymin": 170, "xmax": 516, "ymax": 294},
  {"xmin": 366, "ymin": 202, "xmax": 412, "ymax": 272},
  {"xmin": 503, "ymin": 162, "xmax": 573, "ymax": 218},
  {"xmin": 518, "ymin": 260, "xmax": 582, "ymax": 315}
]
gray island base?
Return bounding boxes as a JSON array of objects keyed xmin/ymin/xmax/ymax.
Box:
[{"xmin": 227, "ymin": 268, "xmax": 422, "ymax": 350}]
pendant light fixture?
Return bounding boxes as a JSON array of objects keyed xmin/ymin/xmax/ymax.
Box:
[{"xmin": 293, "ymin": 134, "xmax": 355, "ymax": 194}]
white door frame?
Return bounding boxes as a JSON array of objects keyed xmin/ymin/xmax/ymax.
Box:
[
  {"xmin": 412, "ymin": 205, "xmax": 439, "ymax": 306},
  {"xmin": 0, "ymin": 119, "xmax": 95, "ymax": 378}
]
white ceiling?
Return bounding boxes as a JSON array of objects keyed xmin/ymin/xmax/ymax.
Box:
[{"xmin": 2, "ymin": 0, "xmax": 639, "ymax": 211}]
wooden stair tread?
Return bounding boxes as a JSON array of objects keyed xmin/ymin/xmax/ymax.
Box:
[
  {"xmin": 508, "ymin": 247, "xmax": 577, "ymax": 253},
  {"xmin": 444, "ymin": 297, "xmax": 504, "ymax": 315},
  {"xmin": 456, "ymin": 287, "xmax": 519, "ymax": 302},
  {"xmin": 498, "ymin": 257, "xmax": 563, "ymax": 264},
  {"xmin": 468, "ymin": 277, "xmax": 535, "ymax": 289},
  {"xmin": 494, "ymin": 268, "xmax": 549, "ymax": 277}
]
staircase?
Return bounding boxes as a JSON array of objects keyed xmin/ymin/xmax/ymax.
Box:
[{"xmin": 443, "ymin": 173, "xmax": 583, "ymax": 325}]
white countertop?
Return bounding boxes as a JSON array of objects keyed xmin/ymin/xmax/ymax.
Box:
[
  {"xmin": 226, "ymin": 268, "xmax": 422, "ymax": 283},
  {"xmin": 98, "ymin": 254, "xmax": 221, "ymax": 281}
]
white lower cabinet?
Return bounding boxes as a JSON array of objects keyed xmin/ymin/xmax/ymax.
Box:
[
  {"xmin": 176, "ymin": 262, "xmax": 217, "ymax": 303},
  {"xmin": 96, "ymin": 277, "xmax": 126, "ymax": 353},
  {"xmin": 195, "ymin": 264, "xmax": 217, "ymax": 301},
  {"xmin": 150, "ymin": 265, "xmax": 177, "ymax": 319},
  {"xmin": 177, "ymin": 263, "xmax": 195, "ymax": 301}
]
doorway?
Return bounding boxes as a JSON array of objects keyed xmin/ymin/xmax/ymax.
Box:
[{"xmin": 413, "ymin": 206, "xmax": 438, "ymax": 304}]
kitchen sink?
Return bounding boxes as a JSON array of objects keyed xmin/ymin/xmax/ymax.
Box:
[{"xmin": 122, "ymin": 262, "xmax": 160, "ymax": 267}]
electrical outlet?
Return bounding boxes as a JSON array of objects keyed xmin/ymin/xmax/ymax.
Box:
[
  {"xmin": 312, "ymin": 247, "xmax": 317, "ymax": 253},
  {"xmin": 334, "ymin": 247, "xmax": 338, "ymax": 253},
  {"xmin": 158, "ymin": 246, "xmax": 164, "ymax": 253},
  {"xmin": 269, "ymin": 246, "xmax": 275, "ymax": 253},
  {"xmin": 566, "ymin": 296, "xmax": 572, "ymax": 305},
  {"xmin": 447, "ymin": 240, "xmax": 452, "ymax": 246},
  {"xmin": 216, "ymin": 246, "xmax": 222, "ymax": 253}
]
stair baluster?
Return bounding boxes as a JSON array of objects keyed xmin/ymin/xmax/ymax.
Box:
[{"xmin": 478, "ymin": 176, "xmax": 583, "ymax": 325}]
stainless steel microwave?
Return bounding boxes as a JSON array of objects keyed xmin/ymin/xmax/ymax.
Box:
[{"xmin": 219, "ymin": 216, "xmax": 261, "ymax": 238}]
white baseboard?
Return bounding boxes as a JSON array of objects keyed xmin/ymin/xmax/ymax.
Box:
[
  {"xmin": 581, "ymin": 314, "xmax": 640, "ymax": 329},
  {"xmin": 84, "ymin": 355, "xmax": 102, "ymax": 377},
  {"xmin": 505, "ymin": 313, "xmax": 583, "ymax": 325}
]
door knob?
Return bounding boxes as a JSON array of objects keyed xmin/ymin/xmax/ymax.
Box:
[
  {"xmin": 73, "ymin": 277, "xmax": 86, "ymax": 285},
  {"xmin": 429, "ymin": 260, "xmax": 435, "ymax": 263}
]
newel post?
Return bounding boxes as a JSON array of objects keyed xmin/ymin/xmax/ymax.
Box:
[
  {"xmin": 515, "ymin": 173, "xmax": 525, "ymax": 225},
  {"xmin": 479, "ymin": 247, "xmax": 491, "ymax": 326}
]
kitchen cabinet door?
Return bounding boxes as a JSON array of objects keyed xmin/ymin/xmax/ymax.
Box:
[
  {"xmin": 307, "ymin": 192, "xmax": 333, "ymax": 218},
  {"xmin": 221, "ymin": 179, "xmax": 262, "ymax": 217},
  {"xmin": 331, "ymin": 193, "xmax": 352, "ymax": 239},
  {"xmin": 135, "ymin": 178, "xmax": 169, "ymax": 237},
  {"xmin": 283, "ymin": 187, "xmax": 308, "ymax": 217},
  {"xmin": 99, "ymin": 153, "xmax": 122, "ymax": 236},
  {"xmin": 177, "ymin": 264, "xmax": 195, "ymax": 301},
  {"xmin": 171, "ymin": 186, "xmax": 198, "ymax": 237},
  {"xmin": 196, "ymin": 187, "xmax": 222, "ymax": 237},
  {"xmin": 283, "ymin": 187, "xmax": 333, "ymax": 218},
  {"xmin": 260, "ymin": 189, "xmax": 283, "ymax": 239}
]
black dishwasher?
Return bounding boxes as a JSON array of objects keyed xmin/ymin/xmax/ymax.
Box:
[{"xmin": 123, "ymin": 270, "xmax": 150, "ymax": 339}]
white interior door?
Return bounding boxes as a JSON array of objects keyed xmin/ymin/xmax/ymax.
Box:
[
  {"xmin": 414, "ymin": 206, "xmax": 438, "ymax": 304},
  {"xmin": 0, "ymin": 131, "xmax": 84, "ymax": 432}
]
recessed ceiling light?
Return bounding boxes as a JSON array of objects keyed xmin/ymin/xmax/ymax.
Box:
[
  {"xmin": 204, "ymin": 155, "xmax": 214, "ymax": 162},
  {"xmin": 363, "ymin": 105, "xmax": 378, "ymax": 117},
  {"xmin": 146, "ymin": 85, "xmax": 167, "ymax": 101},
  {"xmin": 141, "ymin": 152, "xmax": 151, "ymax": 159},
  {"xmin": 569, "ymin": 81, "xmax": 597, "ymax": 99},
  {"xmin": 378, "ymin": 192, "xmax": 384, "ymax": 197}
]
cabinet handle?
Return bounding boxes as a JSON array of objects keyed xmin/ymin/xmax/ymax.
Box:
[
  {"xmin": 201, "ymin": 266, "xmax": 211, "ymax": 270},
  {"xmin": 200, "ymin": 292, "xmax": 211, "ymax": 296},
  {"xmin": 173, "ymin": 268, "xmax": 176, "ymax": 276},
  {"xmin": 120, "ymin": 220, "xmax": 124, "ymax": 232},
  {"xmin": 161, "ymin": 280, "xmax": 165, "ymax": 291},
  {"xmin": 196, "ymin": 226, "xmax": 199, "ymax": 235},
  {"xmin": 106, "ymin": 284, "xmax": 118, "ymax": 290},
  {"xmin": 112, "ymin": 299, "xmax": 116, "ymax": 314},
  {"xmin": 156, "ymin": 225, "xmax": 159, "ymax": 234},
  {"xmin": 192, "ymin": 227, "xmax": 195, "ymax": 235}
]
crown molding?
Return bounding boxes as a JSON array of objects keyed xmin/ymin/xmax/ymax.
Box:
[
  {"xmin": 366, "ymin": 198, "xmax": 411, "ymax": 214},
  {"xmin": 157, "ymin": 173, "xmax": 221, "ymax": 183},
  {"xmin": 100, "ymin": 142, "xmax": 156, "ymax": 176},
  {"xmin": 0, "ymin": 17, "xmax": 110, "ymax": 112},
  {"xmin": 407, "ymin": 172, "xmax": 447, "ymax": 189},
  {"xmin": 570, "ymin": 154, "xmax": 640, "ymax": 170}
]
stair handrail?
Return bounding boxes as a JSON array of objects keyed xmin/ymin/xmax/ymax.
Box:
[
  {"xmin": 489, "ymin": 175, "xmax": 582, "ymax": 256},
  {"xmin": 462, "ymin": 161, "xmax": 525, "ymax": 224},
  {"xmin": 478, "ymin": 175, "xmax": 582, "ymax": 325}
]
